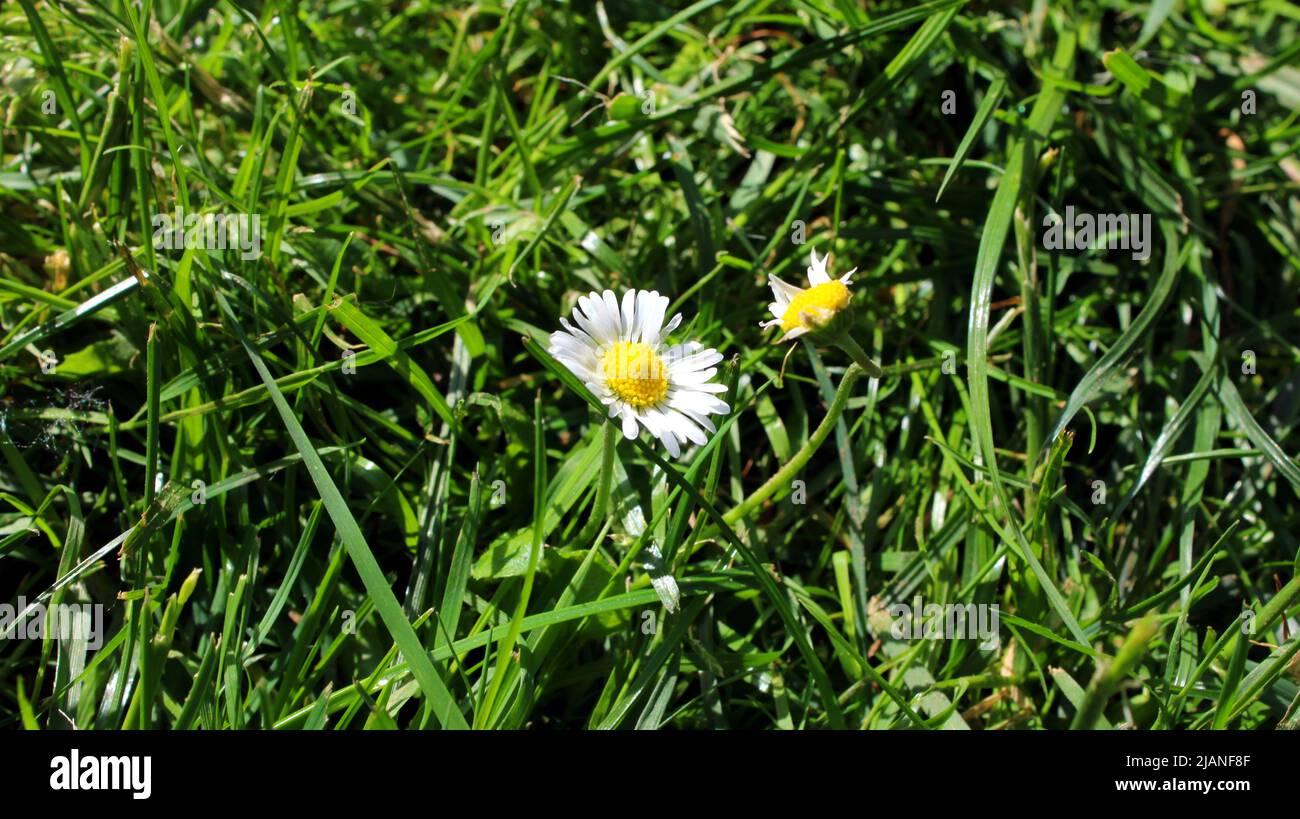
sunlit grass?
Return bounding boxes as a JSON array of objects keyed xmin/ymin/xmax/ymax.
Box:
[{"xmin": 2, "ymin": 0, "xmax": 1299, "ymax": 730}]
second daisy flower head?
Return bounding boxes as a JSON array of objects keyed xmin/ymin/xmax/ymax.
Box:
[
  {"xmin": 549, "ymin": 290, "xmax": 729, "ymax": 458},
  {"xmin": 761, "ymin": 248, "xmax": 857, "ymax": 342}
]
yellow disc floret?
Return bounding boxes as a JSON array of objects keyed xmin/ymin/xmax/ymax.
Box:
[
  {"xmin": 600, "ymin": 341, "xmax": 669, "ymax": 408},
  {"xmin": 780, "ymin": 281, "xmax": 851, "ymax": 332}
]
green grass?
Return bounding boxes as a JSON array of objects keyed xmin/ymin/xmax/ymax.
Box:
[{"xmin": 2, "ymin": 0, "xmax": 1300, "ymax": 730}]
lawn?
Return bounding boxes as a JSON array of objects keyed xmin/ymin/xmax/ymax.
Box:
[{"xmin": 2, "ymin": 0, "xmax": 1299, "ymax": 730}]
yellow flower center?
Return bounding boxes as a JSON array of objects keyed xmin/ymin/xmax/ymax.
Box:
[
  {"xmin": 600, "ymin": 341, "xmax": 669, "ymax": 408},
  {"xmin": 780, "ymin": 281, "xmax": 851, "ymax": 332}
]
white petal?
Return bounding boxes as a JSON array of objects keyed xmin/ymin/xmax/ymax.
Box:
[
  {"xmin": 768, "ymin": 275, "xmax": 803, "ymax": 306},
  {"xmin": 620, "ymin": 290, "xmax": 637, "ymax": 340},
  {"xmin": 668, "ymin": 347, "xmax": 723, "ymax": 375},
  {"xmin": 555, "ymin": 357, "xmax": 598, "ymax": 383},
  {"xmin": 583, "ymin": 290, "xmax": 616, "ymax": 343},
  {"xmin": 572, "ymin": 294, "xmax": 612, "ymax": 345},
  {"xmin": 665, "ymin": 410, "xmax": 707, "ymax": 446},
  {"xmin": 673, "ymin": 369, "xmax": 718, "ymax": 387},
  {"xmin": 675, "ymin": 405, "xmax": 717, "ymax": 433},
  {"xmin": 647, "ymin": 410, "xmax": 686, "ymax": 462},
  {"xmin": 638, "ymin": 407, "xmax": 668, "ymax": 447},
  {"xmin": 621, "ymin": 407, "xmax": 640, "ymax": 440},
  {"xmin": 661, "ymin": 340, "xmax": 701, "ymax": 363},
  {"xmin": 549, "ymin": 332, "xmax": 597, "ymax": 362},
  {"xmin": 685, "ymin": 381, "xmax": 727, "ymax": 394},
  {"xmin": 559, "ymin": 317, "xmax": 599, "ymax": 350},
  {"xmin": 670, "ymin": 389, "xmax": 729, "ymax": 416},
  {"xmin": 637, "ymin": 291, "xmax": 668, "ymax": 345},
  {"xmin": 656, "ymin": 425, "xmax": 681, "ymax": 458},
  {"xmin": 807, "ymin": 248, "xmax": 831, "ymax": 285},
  {"xmin": 657, "ymin": 312, "xmax": 683, "ymax": 343},
  {"xmin": 601, "ymin": 290, "xmax": 622, "ymax": 339}
]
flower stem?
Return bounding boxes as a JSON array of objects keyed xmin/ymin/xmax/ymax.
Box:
[
  {"xmin": 723, "ymin": 363, "xmax": 863, "ymax": 525},
  {"xmin": 836, "ymin": 335, "xmax": 883, "ymax": 379},
  {"xmin": 576, "ymin": 419, "xmax": 618, "ymax": 546}
]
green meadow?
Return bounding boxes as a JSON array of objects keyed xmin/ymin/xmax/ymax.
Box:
[{"xmin": 2, "ymin": 0, "xmax": 1299, "ymax": 730}]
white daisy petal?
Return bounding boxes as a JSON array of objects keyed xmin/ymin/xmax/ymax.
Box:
[
  {"xmin": 558, "ymin": 316, "xmax": 596, "ymax": 347},
  {"xmin": 682, "ymin": 378, "xmax": 728, "ymax": 393},
  {"xmin": 556, "ymin": 360, "xmax": 597, "ymax": 383},
  {"xmin": 674, "ymin": 405, "xmax": 717, "ymax": 434},
  {"xmin": 658, "ymin": 312, "xmax": 683, "ymax": 342},
  {"xmin": 659, "ymin": 431, "xmax": 681, "ymax": 458},
  {"xmin": 661, "ymin": 341, "xmax": 702, "ymax": 366},
  {"xmin": 807, "ymin": 248, "xmax": 831, "ymax": 285},
  {"xmin": 668, "ymin": 410, "xmax": 707, "ymax": 446},
  {"xmin": 644, "ymin": 410, "xmax": 681, "ymax": 456},
  {"xmin": 621, "ymin": 407, "xmax": 639, "ymax": 440},
  {"xmin": 571, "ymin": 295, "xmax": 608, "ymax": 345},
  {"xmin": 620, "ymin": 289, "xmax": 637, "ymax": 340},
  {"xmin": 601, "ymin": 290, "xmax": 622, "ymax": 338},
  {"xmin": 672, "ymin": 370, "xmax": 718, "ymax": 387},
  {"xmin": 768, "ymin": 275, "xmax": 802, "ymax": 305},
  {"xmin": 550, "ymin": 334, "xmax": 596, "ymax": 362},
  {"xmin": 637, "ymin": 291, "xmax": 668, "ymax": 345},
  {"xmin": 669, "ymin": 347, "xmax": 723, "ymax": 374},
  {"xmin": 672, "ymin": 389, "xmax": 730, "ymax": 415},
  {"xmin": 638, "ymin": 407, "xmax": 664, "ymax": 439},
  {"xmin": 589, "ymin": 291, "xmax": 619, "ymax": 344},
  {"xmin": 581, "ymin": 292, "xmax": 608, "ymax": 340}
]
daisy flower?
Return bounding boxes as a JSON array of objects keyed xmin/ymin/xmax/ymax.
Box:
[
  {"xmin": 761, "ymin": 248, "xmax": 856, "ymax": 342},
  {"xmin": 761, "ymin": 249, "xmax": 883, "ymax": 378},
  {"xmin": 549, "ymin": 290, "xmax": 729, "ymax": 458}
]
